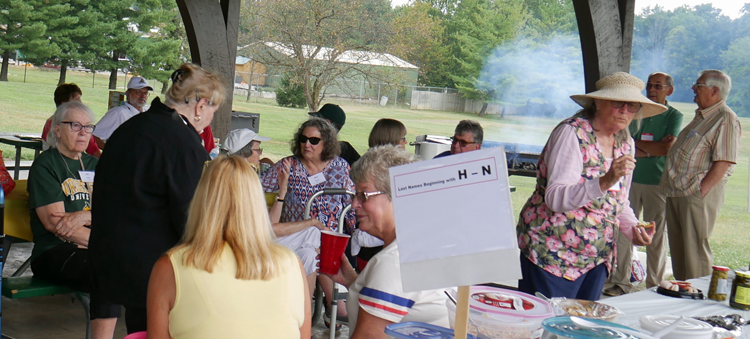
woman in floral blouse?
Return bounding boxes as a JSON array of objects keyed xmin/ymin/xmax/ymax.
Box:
[{"xmin": 516, "ymin": 72, "xmax": 665, "ymax": 300}]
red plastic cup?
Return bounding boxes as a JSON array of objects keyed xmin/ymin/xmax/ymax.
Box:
[{"xmin": 319, "ymin": 230, "xmax": 351, "ymax": 275}]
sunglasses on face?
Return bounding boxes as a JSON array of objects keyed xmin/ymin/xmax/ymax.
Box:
[
  {"xmin": 60, "ymin": 121, "xmax": 96, "ymax": 134},
  {"xmin": 610, "ymin": 101, "xmax": 642, "ymax": 113},
  {"xmin": 299, "ymin": 135, "xmax": 322, "ymax": 145},
  {"xmin": 451, "ymin": 137, "xmax": 476, "ymax": 147}
]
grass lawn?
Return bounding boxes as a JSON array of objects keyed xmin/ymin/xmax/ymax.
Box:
[{"xmin": 2, "ymin": 66, "xmax": 749, "ymax": 270}]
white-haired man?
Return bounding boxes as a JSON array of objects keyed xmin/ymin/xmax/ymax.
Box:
[
  {"xmin": 93, "ymin": 77, "xmax": 153, "ymax": 149},
  {"xmin": 661, "ymin": 69, "xmax": 740, "ymax": 281}
]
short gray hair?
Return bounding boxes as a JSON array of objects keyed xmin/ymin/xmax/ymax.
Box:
[
  {"xmin": 455, "ymin": 120, "xmax": 484, "ymax": 144},
  {"xmin": 648, "ymin": 72, "xmax": 674, "ymax": 88},
  {"xmin": 47, "ymin": 101, "xmax": 96, "ymax": 147},
  {"xmin": 350, "ymin": 145, "xmax": 416, "ymax": 199},
  {"xmin": 232, "ymin": 140, "xmax": 258, "ymax": 158},
  {"xmin": 700, "ymin": 69, "xmax": 731, "ymax": 100}
]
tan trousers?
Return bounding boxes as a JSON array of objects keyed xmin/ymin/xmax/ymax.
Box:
[
  {"xmin": 666, "ymin": 182, "xmax": 725, "ymax": 281},
  {"xmin": 608, "ymin": 183, "xmax": 669, "ymax": 291}
]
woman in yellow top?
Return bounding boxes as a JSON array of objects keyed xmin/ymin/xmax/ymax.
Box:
[{"xmin": 146, "ymin": 156, "xmax": 312, "ymax": 339}]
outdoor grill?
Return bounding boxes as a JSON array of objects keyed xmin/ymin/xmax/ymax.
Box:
[{"xmin": 411, "ymin": 136, "xmax": 542, "ymax": 178}]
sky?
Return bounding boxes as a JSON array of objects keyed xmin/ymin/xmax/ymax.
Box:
[{"xmin": 389, "ymin": 0, "xmax": 746, "ymax": 20}]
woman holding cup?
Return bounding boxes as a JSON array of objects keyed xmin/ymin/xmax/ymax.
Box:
[{"xmin": 323, "ymin": 145, "xmax": 449, "ymax": 338}]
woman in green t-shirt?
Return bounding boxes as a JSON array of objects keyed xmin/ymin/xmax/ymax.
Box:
[{"xmin": 28, "ymin": 101, "xmax": 120, "ymax": 339}]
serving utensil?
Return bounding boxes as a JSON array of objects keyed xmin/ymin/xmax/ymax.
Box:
[{"xmin": 570, "ymin": 316, "xmax": 658, "ymax": 339}]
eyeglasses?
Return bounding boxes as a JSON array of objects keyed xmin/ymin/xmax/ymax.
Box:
[
  {"xmin": 693, "ymin": 83, "xmax": 709, "ymax": 88},
  {"xmin": 299, "ymin": 135, "xmax": 322, "ymax": 145},
  {"xmin": 131, "ymin": 89, "xmax": 150, "ymax": 97},
  {"xmin": 610, "ymin": 101, "xmax": 642, "ymax": 113},
  {"xmin": 646, "ymin": 83, "xmax": 667, "ymax": 90},
  {"xmin": 252, "ymin": 148, "xmax": 263, "ymax": 155},
  {"xmin": 355, "ymin": 190, "xmax": 386, "ymax": 203},
  {"xmin": 451, "ymin": 137, "xmax": 477, "ymax": 147},
  {"xmin": 60, "ymin": 121, "xmax": 96, "ymax": 134}
]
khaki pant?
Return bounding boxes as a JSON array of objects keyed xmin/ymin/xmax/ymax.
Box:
[
  {"xmin": 608, "ymin": 183, "xmax": 669, "ymax": 291},
  {"xmin": 666, "ymin": 182, "xmax": 725, "ymax": 281}
]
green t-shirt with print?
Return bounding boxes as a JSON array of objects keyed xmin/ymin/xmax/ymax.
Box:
[
  {"xmin": 629, "ymin": 103, "xmax": 683, "ymax": 186},
  {"xmin": 27, "ymin": 148, "xmax": 97, "ymax": 260}
]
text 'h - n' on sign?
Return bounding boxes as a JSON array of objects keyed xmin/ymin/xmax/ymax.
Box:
[
  {"xmin": 390, "ymin": 146, "xmax": 521, "ymax": 293},
  {"xmin": 394, "ymin": 158, "xmax": 498, "ymax": 198}
]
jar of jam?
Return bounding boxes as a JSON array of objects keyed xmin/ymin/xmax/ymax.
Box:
[
  {"xmin": 709, "ymin": 265, "xmax": 730, "ymax": 301},
  {"xmin": 730, "ymin": 270, "xmax": 750, "ymax": 310}
]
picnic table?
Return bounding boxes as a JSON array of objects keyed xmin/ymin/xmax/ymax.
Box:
[
  {"xmin": 0, "ymin": 136, "xmax": 43, "ymax": 180},
  {"xmin": 601, "ymin": 275, "xmax": 750, "ymax": 338}
]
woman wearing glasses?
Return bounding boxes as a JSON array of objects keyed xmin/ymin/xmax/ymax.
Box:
[
  {"xmin": 260, "ymin": 117, "xmax": 356, "ymax": 326},
  {"xmin": 28, "ymin": 101, "xmax": 120, "ymax": 338},
  {"xmin": 516, "ymin": 72, "xmax": 664, "ymax": 301},
  {"xmin": 323, "ymin": 146, "xmax": 449, "ymax": 338}
]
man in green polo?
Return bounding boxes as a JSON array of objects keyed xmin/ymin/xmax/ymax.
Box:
[{"xmin": 604, "ymin": 72, "xmax": 683, "ymax": 296}]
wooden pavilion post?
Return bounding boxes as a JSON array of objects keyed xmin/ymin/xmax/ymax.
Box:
[
  {"xmin": 176, "ymin": 0, "xmax": 240, "ymax": 141},
  {"xmin": 573, "ymin": 0, "xmax": 636, "ymax": 92}
]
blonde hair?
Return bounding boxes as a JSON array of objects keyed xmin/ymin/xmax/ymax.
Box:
[
  {"xmin": 165, "ymin": 63, "xmax": 227, "ymax": 108},
  {"xmin": 170, "ymin": 155, "xmax": 286, "ymax": 280}
]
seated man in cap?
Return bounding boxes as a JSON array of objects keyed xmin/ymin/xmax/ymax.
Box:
[
  {"xmin": 309, "ymin": 103, "xmax": 360, "ymax": 166},
  {"xmin": 93, "ymin": 76, "xmax": 153, "ymax": 149},
  {"xmin": 222, "ymin": 128, "xmax": 325, "ymax": 295}
]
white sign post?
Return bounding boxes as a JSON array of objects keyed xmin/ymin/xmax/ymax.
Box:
[{"xmin": 390, "ymin": 146, "xmax": 522, "ymax": 338}]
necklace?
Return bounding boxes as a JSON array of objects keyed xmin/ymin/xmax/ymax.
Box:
[{"xmin": 58, "ymin": 149, "xmax": 84, "ymax": 179}]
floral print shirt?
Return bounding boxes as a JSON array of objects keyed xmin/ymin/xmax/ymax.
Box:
[
  {"xmin": 261, "ymin": 156, "xmax": 356, "ymax": 234},
  {"xmin": 516, "ymin": 114, "xmax": 637, "ymax": 281}
]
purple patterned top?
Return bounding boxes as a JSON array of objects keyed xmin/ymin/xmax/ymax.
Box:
[
  {"xmin": 261, "ymin": 156, "xmax": 356, "ymax": 233},
  {"xmin": 516, "ymin": 114, "xmax": 638, "ymax": 281}
]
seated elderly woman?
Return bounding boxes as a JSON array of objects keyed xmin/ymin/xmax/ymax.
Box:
[
  {"xmin": 222, "ymin": 128, "xmax": 326, "ymax": 296},
  {"xmin": 147, "ymin": 155, "xmax": 311, "ymax": 339},
  {"xmin": 261, "ymin": 117, "xmax": 356, "ymax": 324},
  {"xmin": 516, "ymin": 72, "xmax": 665, "ymax": 301},
  {"xmin": 28, "ymin": 101, "xmax": 120, "ymax": 338},
  {"xmin": 325, "ymin": 145, "xmax": 449, "ymax": 338}
]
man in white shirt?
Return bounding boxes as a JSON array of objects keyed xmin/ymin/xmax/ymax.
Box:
[{"xmin": 93, "ymin": 77, "xmax": 153, "ymax": 149}]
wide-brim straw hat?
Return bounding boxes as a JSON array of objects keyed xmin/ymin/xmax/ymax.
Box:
[{"xmin": 570, "ymin": 72, "xmax": 667, "ymax": 119}]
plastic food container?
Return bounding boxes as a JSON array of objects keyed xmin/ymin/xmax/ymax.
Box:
[
  {"xmin": 542, "ymin": 316, "xmax": 642, "ymax": 339},
  {"xmin": 639, "ymin": 315, "xmax": 713, "ymax": 339},
  {"xmin": 550, "ymin": 299, "xmax": 622, "ymax": 321},
  {"xmin": 446, "ymin": 286, "xmax": 554, "ymax": 339},
  {"xmin": 385, "ymin": 322, "xmax": 478, "ymax": 339}
]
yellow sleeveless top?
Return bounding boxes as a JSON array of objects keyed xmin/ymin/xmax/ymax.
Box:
[{"xmin": 168, "ymin": 243, "xmax": 305, "ymax": 339}]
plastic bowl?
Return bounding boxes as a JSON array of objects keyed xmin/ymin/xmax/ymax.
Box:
[{"xmin": 446, "ymin": 300, "xmax": 546, "ymax": 339}]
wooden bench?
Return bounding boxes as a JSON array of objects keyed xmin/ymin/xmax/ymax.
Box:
[{"xmin": 2, "ymin": 180, "xmax": 92, "ymax": 339}]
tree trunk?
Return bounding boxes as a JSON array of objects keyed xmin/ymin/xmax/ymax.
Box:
[
  {"xmin": 161, "ymin": 80, "xmax": 168, "ymax": 94},
  {"xmin": 108, "ymin": 52, "xmax": 119, "ymax": 90},
  {"xmin": 58, "ymin": 60, "xmax": 68, "ymax": 85},
  {"xmin": 0, "ymin": 50, "xmax": 10, "ymax": 82},
  {"xmin": 246, "ymin": 60, "xmax": 255, "ymax": 102},
  {"xmin": 478, "ymin": 102, "xmax": 488, "ymax": 116}
]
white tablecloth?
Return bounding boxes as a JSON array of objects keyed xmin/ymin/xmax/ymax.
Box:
[{"xmin": 599, "ymin": 276, "xmax": 750, "ymax": 338}]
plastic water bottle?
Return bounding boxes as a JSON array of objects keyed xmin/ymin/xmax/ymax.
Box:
[{"xmin": 209, "ymin": 147, "xmax": 220, "ymax": 159}]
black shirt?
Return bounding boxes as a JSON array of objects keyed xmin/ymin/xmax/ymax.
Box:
[
  {"xmin": 339, "ymin": 140, "xmax": 360, "ymax": 166},
  {"xmin": 89, "ymin": 97, "xmax": 210, "ymax": 307}
]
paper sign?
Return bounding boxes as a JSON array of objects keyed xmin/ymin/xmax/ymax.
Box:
[{"xmin": 390, "ymin": 146, "xmax": 521, "ymax": 292}]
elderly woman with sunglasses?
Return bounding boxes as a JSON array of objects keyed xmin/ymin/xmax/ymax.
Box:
[
  {"xmin": 28, "ymin": 101, "xmax": 120, "ymax": 338},
  {"xmin": 261, "ymin": 117, "xmax": 356, "ymax": 324},
  {"xmin": 516, "ymin": 72, "xmax": 667, "ymax": 301},
  {"xmin": 323, "ymin": 146, "xmax": 449, "ymax": 338}
]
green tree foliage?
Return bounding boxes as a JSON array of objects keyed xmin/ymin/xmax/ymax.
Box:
[
  {"xmin": 276, "ymin": 74, "xmax": 306, "ymax": 108},
  {"xmin": 449, "ymin": 0, "xmax": 527, "ymax": 100},
  {"xmin": 523, "ymin": 0, "xmax": 577, "ymax": 37},
  {"xmin": 130, "ymin": 2, "xmax": 189, "ymax": 93},
  {"xmin": 723, "ymin": 37, "xmax": 750, "ymax": 114},
  {"xmin": 388, "ymin": 2, "xmax": 451, "ymax": 86},
  {"xmin": 0, "ymin": 0, "xmax": 57, "ymax": 81}
]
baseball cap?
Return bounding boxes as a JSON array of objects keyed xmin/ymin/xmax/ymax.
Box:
[
  {"xmin": 222, "ymin": 129, "xmax": 271, "ymax": 154},
  {"xmin": 127, "ymin": 77, "xmax": 153, "ymax": 91},
  {"xmin": 308, "ymin": 103, "xmax": 346, "ymax": 128}
]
